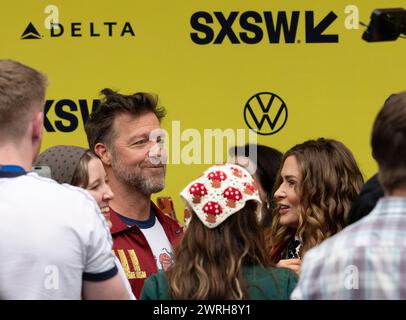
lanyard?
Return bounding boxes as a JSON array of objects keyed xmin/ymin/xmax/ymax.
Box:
[{"xmin": 0, "ymin": 165, "xmax": 27, "ymax": 178}]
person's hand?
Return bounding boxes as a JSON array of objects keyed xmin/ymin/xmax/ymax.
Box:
[{"xmin": 276, "ymin": 258, "xmax": 302, "ymax": 275}]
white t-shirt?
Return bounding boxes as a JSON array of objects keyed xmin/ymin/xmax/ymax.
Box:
[
  {"xmin": 115, "ymin": 256, "xmax": 136, "ymax": 300},
  {"xmin": 139, "ymin": 217, "xmax": 174, "ymax": 272},
  {"xmin": 0, "ymin": 172, "xmax": 117, "ymax": 299}
]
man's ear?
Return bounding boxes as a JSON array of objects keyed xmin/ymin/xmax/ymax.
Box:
[
  {"xmin": 32, "ymin": 111, "xmax": 44, "ymax": 143},
  {"xmin": 94, "ymin": 142, "xmax": 112, "ymax": 166}
]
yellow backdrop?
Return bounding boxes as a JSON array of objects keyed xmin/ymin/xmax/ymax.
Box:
[{"xmin": 2, "ymin": 0, "xmax": 406, "ymax": 220}]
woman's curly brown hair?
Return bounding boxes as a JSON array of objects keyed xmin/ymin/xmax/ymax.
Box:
[{"xmin": 267, "ymin": 138, "xmax": 364, "ymax": 261}]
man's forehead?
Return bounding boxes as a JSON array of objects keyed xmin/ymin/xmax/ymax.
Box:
[{"xmin": 113, "ymin": 112, "xmax": 161, "ymax": 135}]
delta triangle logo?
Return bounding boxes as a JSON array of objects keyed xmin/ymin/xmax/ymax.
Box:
[{"xmin": 21, "ymin": 22, "xmax": 41, "ymax": 39}]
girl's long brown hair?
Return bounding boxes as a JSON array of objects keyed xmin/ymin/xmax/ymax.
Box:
[{"xmin": 167, "ymin": 201, "xmax": 273, "ymax": 299}]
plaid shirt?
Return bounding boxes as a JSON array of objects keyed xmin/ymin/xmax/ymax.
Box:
[{"xmin": 291, "ymin": 197, "xmax": 406, "ymax": 300}]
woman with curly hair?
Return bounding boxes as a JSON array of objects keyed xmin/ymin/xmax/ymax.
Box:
[
  {"xmin": 141, "ymin": 163, "xmax": 298, "ymax": 300},
  {"xmin": 267, "ymin": 138, "xmax": 364, "ymax": 275}
]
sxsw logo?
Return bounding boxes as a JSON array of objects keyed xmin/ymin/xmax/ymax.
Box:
[
  {"xmin": 21, "ymin": 21, "xmax": 135, "ymax": 39},
  {"xmin": 190, "ymin": 10, "xmax": 339, "ymax": 44},
  {"xmin": 44, "ymin": 99, "xmax": 100, "ymax": 133},
  {"xmin": 190, "ymin": 6, "xmax": 360, "ymax": 45}
]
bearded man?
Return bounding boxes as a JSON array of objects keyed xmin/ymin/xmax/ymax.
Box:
[{"xmin": 86, "ymin": 88, "xmax": 183, "ymax": 299}]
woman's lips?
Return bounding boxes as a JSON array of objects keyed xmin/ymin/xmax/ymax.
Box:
[
  {"xmin": 279, "ymin": 204, "xmax": 290, "ymax": 215},
  {"xmin": 100, "ymin": 206, "xmax": 110, "ymax": 220}
]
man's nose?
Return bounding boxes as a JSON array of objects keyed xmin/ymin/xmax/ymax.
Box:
[{"xmin": 148, "ymin": 142, "xmax": 167, "ymax": 165}]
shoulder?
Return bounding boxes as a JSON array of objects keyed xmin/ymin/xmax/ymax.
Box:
[
  {"xmin": 305, "ymin": 198, "xmax": 406, "ymax": 264},
  {"xmin": 270, "ymin": 265, "xmax": 298, "ymax": 280},
  {"xmin": 299, "ymin": 220, "xmax": 370, "ymax": 281},
  {"xmin": 18, "ymin": 173, "xmax": 103, "ymax": 225},
  {"xmin": 25, "ymin": 172, "xmax": 93, "ymax": 199},
  {"xmin": 244, "ymin": 265, "xmax": 298, "ymax": 300},
  {"xmin": 25, "ymin": 172, "xmax": 98, "ymax": 206},
  {"xmin": 140, "ymin": 271, "xmax": 171, "ymax": 300},
  {"xmin": 265, "ymin": 266, "xmax": 298, "ymax": 290},
  {"xmin": 248, "ymin": 265, "xmax": 297, "ymax": 284}
]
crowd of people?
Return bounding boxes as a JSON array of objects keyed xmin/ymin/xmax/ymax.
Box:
[{"xmin": 1, "ymin": 59, "xmax": 406, "ymax": 300}]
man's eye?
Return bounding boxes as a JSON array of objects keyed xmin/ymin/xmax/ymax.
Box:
[{"xmin": 134, "ymin": 139, "xmax": 148, "ymax": 145}]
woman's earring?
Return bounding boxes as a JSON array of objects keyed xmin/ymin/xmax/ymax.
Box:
[{"xmin": 266, "ymin": 201, "xmax": 270, "ymax": 209}]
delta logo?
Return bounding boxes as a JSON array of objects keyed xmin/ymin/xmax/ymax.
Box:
[{"xmin": 20, "ymin": 21, "xmax": 135, "ymax": 39}]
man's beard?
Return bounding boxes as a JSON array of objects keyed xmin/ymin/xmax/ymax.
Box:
[{"xmin": 111, "ymin": 151, "xmax": 166, "ymax": 196}]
